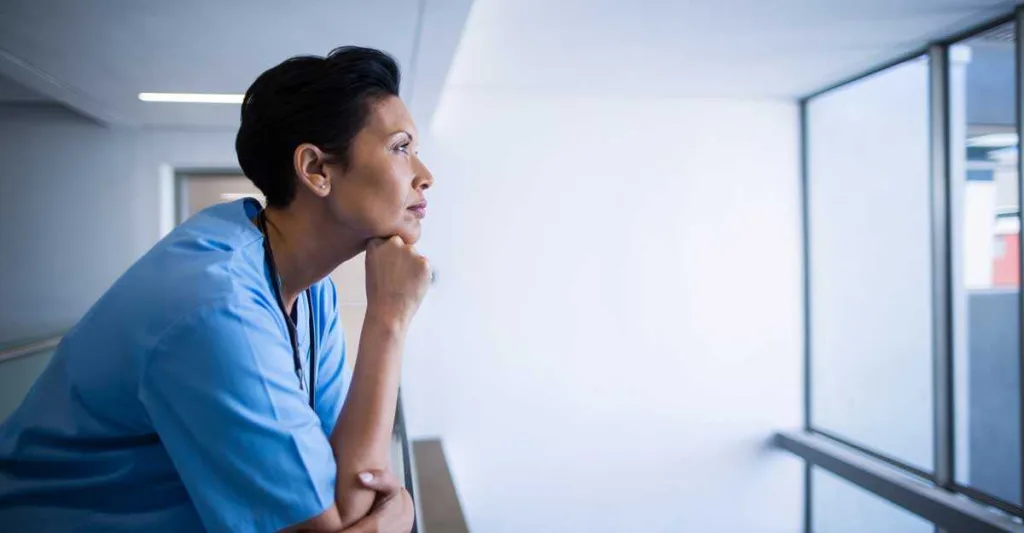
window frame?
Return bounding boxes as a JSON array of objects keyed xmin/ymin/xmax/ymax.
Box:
[{"xmin": 793, "ymin": 8, "xmax": 1024, "ymax": 532}]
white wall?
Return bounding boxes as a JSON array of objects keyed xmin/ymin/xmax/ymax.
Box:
[
  {"xmin": 403, "ymin": 90, "xmax": 804, "ymax": 532},
  {"xmin": 0, "ymin": 104, "xmax": 238, "ymax": 343}
]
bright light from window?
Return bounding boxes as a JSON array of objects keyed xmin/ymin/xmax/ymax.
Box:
[{"xmin": 138, "ymin": 92, "xmax": 244, "ymax": 104}]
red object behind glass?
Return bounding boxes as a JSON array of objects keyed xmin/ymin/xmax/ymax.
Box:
[{"xmin": 993, "ymin": 217, "xmax": 1020, "ymax": 287}]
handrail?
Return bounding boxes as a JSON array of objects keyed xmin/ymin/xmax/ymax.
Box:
[
  {"xmin": 394, "ymin": 393, "xmax": 421, "ymax": 533},
  {"xmin": 0, "ymin": 335, "xmax": 62, "ymax": 364},
  {"xmin": 775, "ymin": 431, "xmax": 1024, "ymax": 533},
  {"xmin": 412, "ymin": 438, "xmax": 469, "ymax": 533}
]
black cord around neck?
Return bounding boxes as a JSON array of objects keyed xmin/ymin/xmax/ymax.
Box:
[{"xmin": 257, "ymin": 210, "xmax": 316, "ymax": 409}]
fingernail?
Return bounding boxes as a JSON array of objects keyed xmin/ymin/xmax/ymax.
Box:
[{"xmin": 359, "ymin": 472, "xmax": 374, "ymax": 483}]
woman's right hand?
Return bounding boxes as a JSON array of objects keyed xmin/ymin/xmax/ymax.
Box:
[{"xmin": 364, "ymin": 236, "xmax": 431, "ymax": 330}]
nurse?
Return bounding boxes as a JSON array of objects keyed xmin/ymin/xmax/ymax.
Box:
[{"xmin": 0, "ymin": 46, "xmax": 432, "ymax": 533}]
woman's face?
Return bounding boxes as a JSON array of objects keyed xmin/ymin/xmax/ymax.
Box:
[{"xmin": 324, "ymin": 95, "xmax": 433, "ymax": 244}]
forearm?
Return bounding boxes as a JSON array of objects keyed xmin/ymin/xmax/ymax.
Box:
[{"xmin": 329, "ymin": 308, "xmax": 406, "ymax": 527}]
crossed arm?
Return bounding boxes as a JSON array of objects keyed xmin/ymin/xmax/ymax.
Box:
[{"xmin": 284, "ymin": 313, "xmax": 409, "ymax": 532}]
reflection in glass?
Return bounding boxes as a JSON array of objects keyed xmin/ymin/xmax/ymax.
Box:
[{"xmin": 951, "ymin": 22, "xmax": 1022, "ymax": 506}]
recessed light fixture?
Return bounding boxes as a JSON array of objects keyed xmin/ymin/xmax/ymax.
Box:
[{"xmin": 138, "ymin": 92, "xmax": 243, "ymax": 104}]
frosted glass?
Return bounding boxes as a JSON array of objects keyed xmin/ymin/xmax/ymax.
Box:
[{"xmin": 808, "ymin": 57, "xmax": 934, "ymax": 471}]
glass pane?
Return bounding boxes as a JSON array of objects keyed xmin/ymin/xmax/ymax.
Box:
[
  {"xmin": 812, "ymin": 467, "xmax": 933, "ymax": 533},
  {"xmin": 951, "ymin": 22, "xmax": 1022, "ymax": 506},
  {"xmin": 807, "ymin": 57, "xmax": 934, "ymax": 471}
]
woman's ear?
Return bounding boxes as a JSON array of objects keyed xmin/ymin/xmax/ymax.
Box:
[{"xmin": 293, "ymin": 143, "xmax": 332, "ymax": 198}]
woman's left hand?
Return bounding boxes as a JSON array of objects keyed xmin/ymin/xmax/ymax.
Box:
[{"xmin": 348, "ymin": 469, "xmax": 414, "ymax": 533}]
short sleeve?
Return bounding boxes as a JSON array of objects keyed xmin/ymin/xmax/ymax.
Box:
[
  {"xmin": 139, "ymin": 296, "xmax": 336, "ymax": 533},
  {"xmin": 313, "ymin": 279, "xmax": 352, "ymax": 437}
]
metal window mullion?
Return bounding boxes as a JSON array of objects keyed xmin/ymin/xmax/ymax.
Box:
[
  {"xmin": 799, "ymin": 98, "xmax": 814, "ymax": 533},
  {"xmin": 1016, "ymin": 6, "xmax": 1024, "ymax": 512},
  {"xmin": 928, "ymin": 44, "xmax": 955, "ymax": 491},
  {"xmin": 801, "ymin": 99, "xmax": 812, "ymax": 435}
]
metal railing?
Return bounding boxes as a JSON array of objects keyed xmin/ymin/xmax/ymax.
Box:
[
  {"xmin": 411, "ymin": 439, "xmax": 470, "ymax": 533},
  {"xmin": 394, "ymin": 393, "xmax": 422, "ymax": 533},
  {"xmin": 776, "ymin": 431, "xmax": 1024, "ymax": 533}
]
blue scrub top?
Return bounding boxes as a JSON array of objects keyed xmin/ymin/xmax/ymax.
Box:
[{"xmin": 0, "ymin": 198, "xmax": 351, "ymax": 532}]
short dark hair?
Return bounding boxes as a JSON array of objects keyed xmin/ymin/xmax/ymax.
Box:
[{"xmin": 236, "ymin": 46, "xmax": 401, "ymax": 207}]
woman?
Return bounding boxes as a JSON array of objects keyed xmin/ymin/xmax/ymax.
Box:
[{"xmin": 0, "ymin": 47, "xmax": 432, "ymax": 532}]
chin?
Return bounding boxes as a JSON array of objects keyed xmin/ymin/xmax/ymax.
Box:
[{"xmin": 397, "ymin": 222, "xmax": 422, "ymax": 245}]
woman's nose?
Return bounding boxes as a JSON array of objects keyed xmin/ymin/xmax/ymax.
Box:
[{"xmin": 415, "ymin": 157, "xmax": 434, "ymax": 190}]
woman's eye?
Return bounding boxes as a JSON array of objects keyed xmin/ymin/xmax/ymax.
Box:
[{"xmin": 395, "ymin": 143, "xmax": 410, "ymax": 154}]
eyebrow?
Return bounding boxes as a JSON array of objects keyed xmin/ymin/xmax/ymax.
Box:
[{"xmin": 394, "ymin": 130, "xmax": 414, "ymax": 143}]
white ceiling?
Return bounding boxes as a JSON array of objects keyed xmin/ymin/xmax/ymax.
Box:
[
  {"xmin": 0, "ymin": 0, "xmax": 1016, "ymax": 128},
  {"xmin": 0, "ymin": 0, "xmax": 473, "ymax": 128},
  {"xmin": 448, "ymin": 0, "xmax": 1020, "ymax": 99}
]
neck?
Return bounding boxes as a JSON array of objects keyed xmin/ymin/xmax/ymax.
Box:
[{"xmin": 261, "ymin": 201, "xmax": 363, "ymax": 312}]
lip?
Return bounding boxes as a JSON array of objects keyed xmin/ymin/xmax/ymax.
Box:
[{"xmin": 407, "ymin": 201, "xmax": 427, "ymax": 219}]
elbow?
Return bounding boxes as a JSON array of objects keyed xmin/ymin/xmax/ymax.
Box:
[{"xmin": 335, "ymin": 491, "xmax": 377, "ymax": 530}]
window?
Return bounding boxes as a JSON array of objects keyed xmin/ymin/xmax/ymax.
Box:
[
  {"xmin": 812, "ymin": 467, "xmax": 933, "ymax": 533},
  {"xmin": 951, "ymin": 22, "xmax": 1022, "ymax": 507},
  {"xmin": 787, "ymin": 12, "xmax": 1024, "ymax": 533},
  {"xmin": 806, "ymin": 56, "xmax": 934, "ymax": 472}
]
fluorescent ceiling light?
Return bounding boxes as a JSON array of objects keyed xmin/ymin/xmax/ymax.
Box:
[
  {"xmin": 139, "ymin": 92, "xmax": 243, "ymax": 104},
  {"xmin": 219, "ymin": 192, "xmax": 264, "ymax": 203},
  {"xmin": 967, "ymin": 133, "xmax": 1019, "ymax": 148}
]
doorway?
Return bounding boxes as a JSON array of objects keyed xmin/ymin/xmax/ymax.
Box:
[{"xmin": 175, "ymin": 171, "xmax": 263, "ymax": 224}]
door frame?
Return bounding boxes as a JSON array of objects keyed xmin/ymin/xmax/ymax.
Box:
[{"xmin": 172, "ymin": 168, "xmax": 247, "ymax": 226}]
